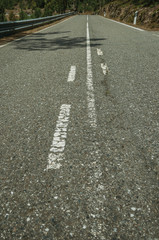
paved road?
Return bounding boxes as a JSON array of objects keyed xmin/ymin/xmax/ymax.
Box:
[{"xmin": 0, "ymin": 15, "xmax": 159, "ymax": 240}]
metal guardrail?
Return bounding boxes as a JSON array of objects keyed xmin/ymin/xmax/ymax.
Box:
[{"xmin": 0, "ymin": 12, "xmax": 75, "ymax": 38}]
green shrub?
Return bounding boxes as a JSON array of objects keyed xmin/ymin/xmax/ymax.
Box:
[
  {"xmin": 0, "ymin": 2, "xmax": 5, "ymax": 22},
  {"xmin": 19, "ymin": 10, "xmax": 28, "ymax": 20},
  {"xmin": 43, "ymin": 7, "xmax": 53, "ymax": 17},
  {"xmin": 34, "ymin": 8, "xmax": 42, "ymax": 18}
]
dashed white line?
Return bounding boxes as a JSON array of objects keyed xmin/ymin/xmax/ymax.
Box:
[
  {"xmin": 97, "ymin": 48, "xmax": 103, "ymax": 56},
  {"xmin": 47, "ymin": 104, "xmax": 71, "ymax": 170},
  {"xmin": 86, "ymin": 16, "xmax": 97, "ymax": 128},
  {"xmin": 101, "ymin": 63, "xmax": 109, "ymax": 75},
  {"xmin": 67, "ymin": 66, "xmax": 76, "ymax": 82}
]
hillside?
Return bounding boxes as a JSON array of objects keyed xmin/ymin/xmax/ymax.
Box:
[
  {"xmin": 0, "ymin": 0, "xmax": 159, "ymax": 29},
  {"xmin": 0, "ymin": 0, "xmax": 77, "ymax": 21},
  {"xmin": 101, "ymin": 0, "xmax": 159, "ymax": 30}
]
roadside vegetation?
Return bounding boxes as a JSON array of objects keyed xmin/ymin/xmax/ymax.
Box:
[
  {"xmin": 0, "ymin": 0, "xmax": 78, "ymax": 21},
  {"xmin": 0, "ymin": 0, "xmax": 159, "ymax": 27},
  {"xmin": 101, "ymin": 0, "xmax": 159, "ymax": 29},
  {"xmin": 0, "ymin": 1, "xmax": 110, "ymax": 22}
]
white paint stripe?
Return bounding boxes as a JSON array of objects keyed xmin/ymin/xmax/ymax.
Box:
[
  {"xmin": 37, "ymin": 16, "xmax": 74, "ymax": 33},
  {"xmin": 153, "ymin": 34, "xmax": 159, "ymax": 38},
  {"xmin": 0, "ymin": 42, "xmax": 11, "ymax": 48},
  {"xmin": 47, "ymin": 104, "xmax": 71, "ymax": 170},
  {"xmin": 14, "ymin": 35, "xmax": 31, "ymax": 42},
  {"xmin": 104, "ymin": 17, "xmax": 144, "ymax": 32},
  {"xmin": 67, "ymin": 66, "xmax": 76, "ymax": 82},
  {"xmin": 0, "ymin": 34, "xmax": 33, "ymax": 48},
  {"xmin": 87, "ymin": 16, "xmax": 97, "ymax": 128},
  {"xmin": 101, "ymin": 63, "xmax": 109, "ymax": 75},
  {"xmin": 0, "ymin": 16, "xmax": 74, "ymax": 49},
  {"xmin": 97, "ymin": 48, "xmax": 103, "ymax": 56},
  {"xmin": 86, "ymin": 18, "xmax": 103, "ymax": 236}
]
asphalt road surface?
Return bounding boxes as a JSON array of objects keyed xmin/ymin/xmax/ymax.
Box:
[{"xmin": 0, "ymin": 15, "xmax": 159, "ymax": 240}]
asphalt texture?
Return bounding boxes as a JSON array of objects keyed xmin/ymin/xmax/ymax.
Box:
[{"xmin": 0, "ymin": 15, "xmax": 159, "ymax": 240}]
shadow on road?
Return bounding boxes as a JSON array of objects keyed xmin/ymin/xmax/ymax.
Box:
[{"xmin": 13, "ymin": 31, "xmax": 106, "ymax": 51}]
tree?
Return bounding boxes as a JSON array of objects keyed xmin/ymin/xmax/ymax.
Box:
[
  {"xmin": 0, "ymin": 1, "xmax": 5, "ymax": 22},
  {"xmin": 1, "ymin": 0, "xmax": 159, "ymax": 21},
  {"xmin": 35, "ymin": 0, "xmax": 45, "ymax": 8},
  {"xmin": 19, "ymin": 10, "xmax": 28, "ymax": 20},
  {"xmin": 34, "ymin": 7, "xmax": 42, "ymax": 18},
  {"xmin": 43, "ymin": 6, "xmax": 53, "ymax": 16}
]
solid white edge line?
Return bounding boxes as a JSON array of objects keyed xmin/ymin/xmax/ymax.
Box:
[
  {"xmin": 37, "ymin": 16, "xmax": 75, "ymax": 33},
  {"xmin": 103, "ymin": 17, "xmax": 144, "ymax": 32},
  {"xmin": 0, "ymin": 16, "xmax": 75, "ymax": 49},
  {"xmin": 0, "ymin": 42, "xmax": 10, "ymax": 48},
  {"xmin": 153, "ymin": 34, "xmax": 159, "ymax": 38},
  {"xmin": 67, "ymin": 66, "xmax": 76, "ymax": 82}
]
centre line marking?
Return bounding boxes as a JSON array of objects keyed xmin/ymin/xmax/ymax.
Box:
[
  {"xmin": 101, "ymin": 63, "xmax": 109, "ymax": 75},
  {"xmin": 87, "ymin": 16, "xmax": 97, "ymax": 128},
  {"xmin": 97, "ymin": 48, "xmax": 103, "ymax": 56},
  {"xmin": 67, "ymin": 66, "xmax": 76, "ymax": 82},
  {"xmin": 47, "ymin": 104, "xmax": 71, "ymax": 170}
]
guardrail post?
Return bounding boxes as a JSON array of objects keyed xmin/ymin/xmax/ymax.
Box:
[
  {"xmin": 103, "ymin": 8, "xmax": 106, "ymax": 17},
  {"xmin": 133, "ymin": 11, "xmax": 138, "ymax": 25}
]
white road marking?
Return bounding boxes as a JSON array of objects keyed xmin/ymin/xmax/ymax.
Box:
[
  {"xmin": 87, "ymin": 17, "xmax": 97, "ymax": 128},
  {"xmin": 97, "ymin": 48, "xmax": 103, "ymax": 56},
  {"xmin": 37, "ymin": 16, "xmax": 75, "ymax": 34},
  {"xmin": 0, "ymin": 34, "xmax": 33, "ymax": 48},
  {"xmin": 86, "ymin": 17, "xmax": 105, "ymax": 239},
  {"xmin": 67, "ymin": 66, "xmax": 76, "ymax": 82},
  {"xmin": 47, "ymin": 104, "xmax": 71, "ymax": 170},
  {"xmin": 0, "ymin": 16, "xmax": 75, "ymax": 49},
  {"xmin": 101, "ymin": 63, "xmax": 109, "ymax": 75},
  {"xmin": 153, "ymin": 34, "xmax": 159, "ymax": 38},
  {"xmin": 0, "ymin": 42, "xmax": 11, "ymax": 48},
  {"xmin": 104, "ymin": 17, "xmax": 144, "ymax": 32}
]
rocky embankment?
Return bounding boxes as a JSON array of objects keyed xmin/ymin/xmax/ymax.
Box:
[{"xmin": 101, "ymin": 2, "xmax": 159, "ymax": 30}]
